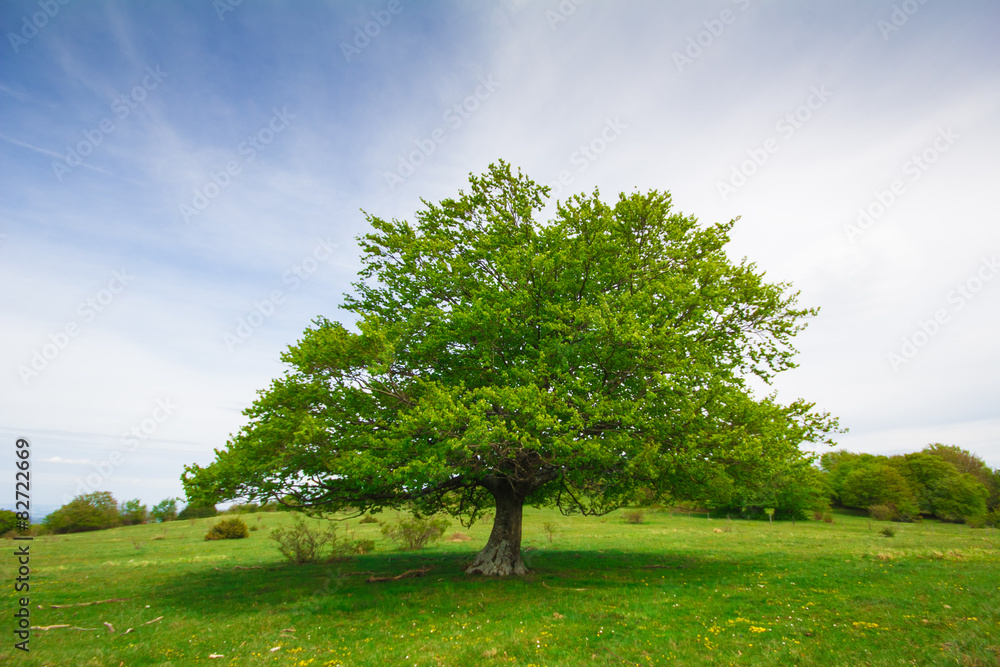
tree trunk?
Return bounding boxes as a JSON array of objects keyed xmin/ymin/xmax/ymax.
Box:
[{"xmin": 465, "ymin": 481, "xmax": 528, "ymax": 576}]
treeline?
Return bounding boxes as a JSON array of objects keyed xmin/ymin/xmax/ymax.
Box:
[
  {"xmin": 1, "ymin": 494, "xmax": 287, "ymax": 536},
  {"xmin": 697, "ymin": 443, "xmax": 998, "ymax": 525}
]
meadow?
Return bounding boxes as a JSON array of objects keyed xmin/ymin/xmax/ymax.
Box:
[{"xmin": 2, "ymin": 508, "xmax": 998, "ymax": 666}]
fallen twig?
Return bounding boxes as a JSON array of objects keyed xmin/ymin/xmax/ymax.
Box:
[
  {"xmin": 142, "ymin": 616, "xmax": 164, "ymax": 626},
  {"xmin": 366, "ymin": 566, "xmax": 432, "ymax": 583},
  {"xmin": 541, "ymin": 581, "xmax": 587, "ymax": 592},
  {"xmin": 31, "ymin": 625, "xmax": 97, "ymax": 631},
  {"xmin": 49, "ymin": 597, "xmax": 131, "ymax": 608},
  {"xmin": 104, "ymin": 621, "xmax": 116, "ymax": 633}
]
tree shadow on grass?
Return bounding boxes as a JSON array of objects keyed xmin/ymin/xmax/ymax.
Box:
[{"xmin": 151, "ymin": 547, "xmax": 749, "ymax": 621}]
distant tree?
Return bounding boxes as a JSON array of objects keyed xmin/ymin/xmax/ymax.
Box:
[
  {"xmin": 840, "ymin": 462, "xmax": 918, "ymax": 519},
  {"xmin": 893, "ymin": 452, "xmax": 962, "ymax": 515},
  {"xmin": 178, "ymin": 503, "xmax": 217, "ymax": 520},
  {"xmin": 119, "ymin": 498, "xmax": 148, "ymax": 526},
  {"xmin": 43, "ymin": 492, "xmax": 120, "ymax": 534},
  {"xmin": 927, "ymin": 473, "xmax": 989, "ymax": 523},
  {"xmin": 150, "ymin": 497, "xmax": 179, "ymax": 523},
  {"xmin": 923, "ymin": 444, "xmax": 998, "ymax": 509},
  {"xmin": 0, "ymin": 509, "xmax": 18, "ymax": 534}
]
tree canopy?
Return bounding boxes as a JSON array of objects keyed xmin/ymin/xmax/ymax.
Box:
[{"xmin": 182, "ymin": 162, "xmax": 840, "ymax": 575}]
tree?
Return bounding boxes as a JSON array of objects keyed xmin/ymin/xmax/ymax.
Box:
[
  {"xmin": 0, "ymin": 509, "xmax": 18, "ymax": 534},
  {"xmin": 120, "ymin": 498, "xmax": 148, "ymax": 526},
  {"xmin": 929, "ymin": 473, "xmax": 988, "ymax": 523},
  {"xmin": 183, "ymin": 162, "xmax": 840, "ymax": 575},
  {"xmin": 43, "ymin": 492, "xmax": 120, "ymax": 534},
  {"xmin": 923, "ymin": 444, "xmax": 998, "ymax": 509},
  {"xmin": 840, "ymin": 462, "xmax": 918, "ymax": 519},
  {"xmin": 150, "ymin": 497, "xmax": 179, "ymax": 523}
]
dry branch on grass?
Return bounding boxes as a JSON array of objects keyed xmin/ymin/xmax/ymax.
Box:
[
  {"xmin": 365, "ymin": 566, "xmax": 432, "ymax": 582},
  {"xmin": 49, "ymin": 597, "xmax": 131, "ymax": 608}
]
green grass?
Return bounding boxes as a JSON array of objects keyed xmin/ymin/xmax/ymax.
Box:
[{"xmin": 3, "ymin": 509, "xmax": 998, "ymax": 666}]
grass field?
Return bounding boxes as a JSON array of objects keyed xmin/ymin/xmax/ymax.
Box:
[{"xmin": 3, "ymin": 508, "xmax": 998, "ymax": 666}]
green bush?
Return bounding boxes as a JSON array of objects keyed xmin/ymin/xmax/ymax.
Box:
[
  {"xmin": 269, "ymin": 516, "xmax": 372, "ymax": 563},
  {"xmin": 179, "ymin": 503, "xmax": 218, "ymax": 520},
  {"xmin": 880, "ymin": 526, "xmax": 896, "ymax": 537},
  {"xmin": 0, "ymin": 509, "xmax": 18, "ymax": 534},
  {"xmin": 359, "ymin": 514, "xmax": 379, "ymax": 524},
  {"xmin": 204, "ymin": 517, "xmax": 249, "ymax": 541},
  {"xmin": 380, "ymin": 514, "xmax": 448, "ymax": 550},
  {"xmin": 622, "ymin": 510, "xmax": 645, "ymax": 524},
  {"xmin": 869, "ymin": 504, "xmax": 897, "ymax": 521},
  {"xmin": 151, "ymin": 498, "xmax": 179, "ymax": 523}
]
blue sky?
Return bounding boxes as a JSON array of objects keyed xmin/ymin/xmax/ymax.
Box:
[{"xmin": 2, "ymin": 0, "xmax": 998, "ymax": 515}]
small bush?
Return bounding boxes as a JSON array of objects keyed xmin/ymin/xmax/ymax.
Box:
[
  {"xmin": 543, "ymin": 521, "xmax": 558, "ymax": 543},
  {"xmin": 204, "ymin": 517, "xmax": 249, "ymax": 541},
  {"xmin": 353, "ymin": 539, "xmax": 376, "ymax": 554},
  {"xmin": 869, "ymin": 504, "xmax": 896, "ymax": 521},
  {"xmin": 880, "ymin": 526, "xmax": 896, "ymax": 537},
  {"xmin": 380, "ymin": 514, "xmax": 448, "ymax": 550},
  {"xmin": 623, "ymin": 510, "xmax": 645, "ymax": 524},
  {"xmin": 359, "ymin": 514, "xmax": 379, "ymax": 524},
  {"xmin": 822, "ymin": 512, "xmax": 834, "ymax": 524},
  {"xmin": 270, "ymin": 517, "xmax": 339, "ymax": 564},
  {"xmin": 966, "ymin": 515, "xmax": 986, "ymax": 529},
  {"xmin": 812, "ymin": 511, "xmax": 824, "ymax": 521}
]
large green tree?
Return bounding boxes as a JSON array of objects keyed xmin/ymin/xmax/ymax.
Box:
[{"xmin": 183, "ymin": 162, "xmax": 840, "ymax": 575}]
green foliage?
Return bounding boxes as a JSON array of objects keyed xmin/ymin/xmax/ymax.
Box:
[
  {"xmin": 880, "ymin": 526, "xmax": 897, "ymax": 537},
  {"xmin": 179, "ymin": 503, "xmax": 218, "ymax": 520},
  {"xmin": 359, "ymin": 514, "xmax": 379, "ymax": 524},
  {"xmin": 838, "ymin": 461, "xmax": 920, "ymax": 520},
  {"xmin": 380, "ymin": 514, "xmax": 449, "ymax": 550},
  {"xmin": 0, "ymin": 509, "xmax": 18, "ymax": 534},
  {"xmin": 182, "ymin": 162, "xmax": 840, "ymax": 572},
  {"xmin": 150, "ymin": 497, "xmax": 179, "ymax": 523},
  {"xmin": 120, "ymin": 498, "xmax": 148, "ymax": 526},
  {"xmin": 869, "ymin": 504, "xmax": 897, "ymax": 521},
  {"xmin": 929, "ymin": 473, "xmax": 988, "ymax": 523},
  {"xmin": 269, "ymin": 515, "xmax": 374, "ymax": 563},
  {"xmin": 204, "ymin": 517, "xmax": 249, "ymax": 541},
  {"xmin": 269, "ymin": 516, "xmax": 339, "ymax": 563},
  {"xmin": 622, "ymin": 510, "xmax": 646, "ymax": 524},
  {"xmin": 43, "ymin": 491, "xmax": 120, "ymax": 534}
]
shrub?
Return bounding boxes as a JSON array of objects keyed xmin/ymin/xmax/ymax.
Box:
[
  {"xmin": 380, "ymin": 514, "xmax": 448, "ymax": 550},
  {"xmin": 822, "ymin": 511, "xmax": 834, "ymax": 524},
  {"xmin": 869, "ymin": 504, "xmax": 896, "ymax": 521},
  {"xmin": 623, "ymin": 510, "xmax": 645, "ymax": 524},
  {"xmin": 0, "ymin": 509, "xmax": 18, "ymax": 534},
  {"xmin": 179, "ymin": 503, "xmax": 217, "ymax": 520},
  {"xmin": 543, "ymin": 521, "xmax": 558, "ymax": 543},
  {"xmin": 359, "ymin": 514, "xmax": 379, "ymax": 524},
  {"xmin": 880, "ymin": 526, "xmax": 896, "ymax": 537},
  {"xmin": 204, "ymin": 517, "xmax": 249, "ymax": 541},
  {"xmin": 270, "ymin": 516, "xmax": 370, "ymax": 563},
  {"xmin": 966, "ymin": 515, "xmax": 986, "ymax": 529}
]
